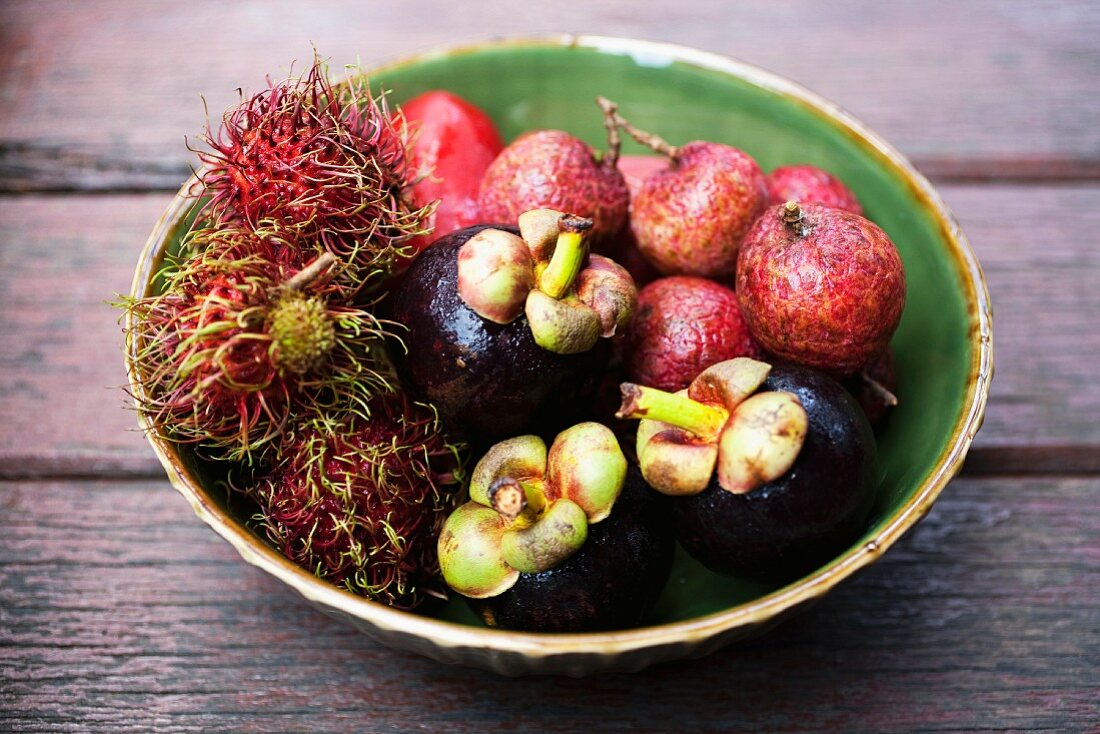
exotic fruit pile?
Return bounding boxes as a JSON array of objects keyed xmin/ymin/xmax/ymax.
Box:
[
  {"xmin": 122, "ymin": 55, "xmax": 908, "ymax": 630},
  {"xmin": 121, "ymin": 58, "xmax": 463, "ymax": 609}
]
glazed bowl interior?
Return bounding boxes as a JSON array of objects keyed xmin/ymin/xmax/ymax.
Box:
[{"xmin": 132, "ymin": 36, "xmax": 989, "ymax": 669}]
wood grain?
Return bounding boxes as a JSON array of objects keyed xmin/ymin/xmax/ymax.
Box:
[
  {"xmin": 2, "ymin": 186, "xmax": 1097, "ymax": 477},
  {"xmin": 1, "ymin": 476, "xmax": 1096, "ymax": 731},
  {"xmin": 0, "ymin": 194, "xmax": 171, "ymax": 477},
  {"xmin": 1, "ymin": 0, "xmax": 1099, "ymax": 192}
]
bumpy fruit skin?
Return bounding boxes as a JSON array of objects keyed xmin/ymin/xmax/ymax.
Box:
[
  {"xmin": 398, "ymin": 91, "xmax": 504, "ymax": 253},
  {"xmin": 477, "ymin": 130, "xmax": 629, "ymax": 247},
  {"xmin": 631, "ymin": 142, "xmax": 766, "ymax": 277},
  {"xmin": 470, "ymin": 465, "xmax": 675, "ymax": 632},
  {"xmin": 673, "ymin": 364, "xmax": 878, "ymax": 582},
  {"xmin": 765, "ymin": 165, "xmax": 863, "ymax": 215},
  {"xmin": 197, "ymin": 60, "xmax": 428, "ymax": 291},
  {"xmin": 618, "ymin": 154, "xmax": 666, "ymax": 198},
  {"xmin": 251, "ymin": 394, "xmax": 464, "ymax": 609},
  {"xmin": 626, "ymin": 276, "xmax": 763, "ymax": 392},
  {"xmin": 736, "ymin": 203, "xmax": 906, "ymax": 374},
  {"xmin": 389, "ymin": 224, "xmax": 609, "ymax": 442}
]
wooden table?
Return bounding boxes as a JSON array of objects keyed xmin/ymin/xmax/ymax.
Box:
[{"xmin": 2, "ymin": 2, "xmax": 1098, "ymax": 730}]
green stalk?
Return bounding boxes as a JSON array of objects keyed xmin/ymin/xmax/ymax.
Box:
[
  {"xmin": 538, "ymin": 217, "xmax": 592, "ymax": 299},
  {"xmin": 616, "ymin": 383, "xmax": 728, "ymax": 439}
]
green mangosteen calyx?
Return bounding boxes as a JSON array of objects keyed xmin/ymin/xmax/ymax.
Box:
[
  {"xmin": 616, "ymin": 357, "xmax": 808, "ymax": 496},
  {"xmin": 454, "ymin": 208, "xmax": 637, "ymax": 354},
  {"xmin": 437, "ymin": 422, "xmax": 627, "ymax": 599}
]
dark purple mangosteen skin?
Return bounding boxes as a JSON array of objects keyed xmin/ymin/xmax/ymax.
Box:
[
  {"xmin": 471, "ymin": 466, "xmax": 675, "ymax": 633},
  {"xmin": 673, "ymin": 363, "xmax": 878, "ymax": 582},
  {"xmin": 389, "ymin": 224, "xmax": 610, "ymax": 442}
]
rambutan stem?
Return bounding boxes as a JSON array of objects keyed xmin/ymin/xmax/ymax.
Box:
[
  {"xmin": 597, "ymin": 97, "xmax": 678, "ymax": 160},
  {"xmin": 616, "ymin": 383, "xmax": 728, "ymax": 440},
  {"xmin": 283, "ymin": 252, "xmax": 337, "ymax": 292}
]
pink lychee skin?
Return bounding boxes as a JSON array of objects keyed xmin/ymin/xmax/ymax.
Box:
[
  {"xmin": 600, "ymin": 155, "xmax": 668, "ymax": 287},
  {"xmin": 736, "ymin": 203, "xmax": 906, "ymax": 375},
  {"xmin": 477, "ymin": 130, "xmax": 629, "ymax": 246},
  {"xmin": 765, "ymin": 165, "xmax": 863, "ymax": 215},
  {"xmin": 626, "ymin": 276, "xmax": 764, "ymax": 392},
  {"xmin": 631, "ymin": 142, "xmax": 767, "ymax": 278},
  {"xmin": 618, "ymin": 154, "xmax": 666, "ymax": 199}
]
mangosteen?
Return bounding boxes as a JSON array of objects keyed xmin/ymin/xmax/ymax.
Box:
[
  {"xmin": 616, "ymin": 357, "xmax": 878, "ymax": 582},
  {"xmin": 389, "ymin": 210, "xmax": 637, "ymax": 442},
  {"xmin": 437, "ymin": 422, "xmax": 674, "ymax": 632}
]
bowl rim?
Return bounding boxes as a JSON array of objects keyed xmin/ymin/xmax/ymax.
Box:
[{"xmin": 125, "ymin": 33, "xmax": 993, "ymax": 659}]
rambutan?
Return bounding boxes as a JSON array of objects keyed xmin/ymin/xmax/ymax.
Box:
[
  {"xmin": 123, "ymin": 235, "xmax": 398, "ymax": 463},
  {"xmin": 250, "ymin": 393, "xmax": 466, "ymax": 608},
  {"xmin": 195, "ymin": 56, "xmax": 433, "ymax": 292}
]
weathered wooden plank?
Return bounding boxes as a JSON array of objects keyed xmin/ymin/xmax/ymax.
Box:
[
  {"xmin": 2, "ymin": 185, "xmax": 1097, "ymax": 476},
  {"xmin": 1, "ymin": 476, "xmax": 1096, "ymax": 731},
  {"xmin": 0, "ymin": 194, "xmax": 170, "ymax": 476},
  {"xmin": 1, "ymin": 0, "xmax": 1098, "ymax": 192}
]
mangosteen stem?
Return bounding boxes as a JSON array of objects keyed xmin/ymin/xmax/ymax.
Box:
[
  {"xmin": 282, "ymin": 252, "xmax": 337, "ymax": 292},
  {"xmin": 597, "ymin": 97, "xmax": 678, "ymax": 160},
  {"xmin": 538, "ymin": 216, "xmax": 593, "ymax": 299},
  {"xmin": 616, "ymin": 383, "xmax": 728, "ymax": 440},
  {"xmin": 488, "ymin": 477, "xmax": 547, "ymax": 525},
  {"xmin": 597, "ymin": 96, "xmax": 622, "ymax": 167}
]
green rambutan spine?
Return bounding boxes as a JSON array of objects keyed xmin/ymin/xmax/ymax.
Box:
[{"xmin": 121, "ymin": 242, "xmax": 402, "ymax": 465}]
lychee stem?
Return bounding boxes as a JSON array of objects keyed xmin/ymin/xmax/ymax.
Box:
[
  {"xmin": 616, "ymin": 383, "xmax": 728, "ymax": 440},
  {"xmin": 282, "ymin": 251, "xmax": 337, "ymax": 292},
  {"xmin": 538, "ymin": 216, "xmax": 593, "ymax": 299},
  {"xmin": 597, "ymin": 96, "xmax": 622, "ymax": 167},
  {"xmin": 782, "ymin": 201, "xmax": 811, "ymax": 237},
  {"xmin": 860, "ymin": 371, "xmax": 899, "ymax": 407},
  {"xmin": 597, "ymin": 97, "xmax": 678, "ymax": 160}
]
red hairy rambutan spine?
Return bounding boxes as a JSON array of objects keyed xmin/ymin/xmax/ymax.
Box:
[
  {"xmin": 251, "ymin": 394, "xmax": 466, "ymax": 608},
  {"xmin": 194, "ymin": 55, "xmax": 434, "ymax": 293},
  {"xmin": 122, "ymin": 232, "xmax": 400, "ymax": 464}
]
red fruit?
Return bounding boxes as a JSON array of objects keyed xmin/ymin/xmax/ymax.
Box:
[
  {"xmin": 737, "ymin": 202, "xmax": 906, "ymax": 374},
  {"xmin": 122, "ymin": 239, "xmax": 395, "ymax": 463},
  {"xmin": 766, "ymin": 164, "xmax": 863, "ymax": 215},
  {"xmin": 252, "ymin": 393, "xmax": 465, "ymax": 608},
  {"xmin": 478, "ymin": 129, "xmax": 629, "ymax": 247},
  {"xmin": 601, "ymin": 99, "xmax": 766, "ymax": 278},
  {"xmin": 632, "ymin": 142, "xmax": 766, "ymax": 277},
  {"xmin": 599, "ymin": 154, "xmax": 667, "ymax": 287},
  {"xmin": 398, "ymin": 91, "xmax": 504, "ymax": 252},
  {"xmin": 618, "ymin": 154, "xmax": 666, "ymax": 199},
  {"xmin": 605, "ymin": 229, "xmax": 662, "ymax": 288},
  {"xmin": 626, "ymin": 276, "xmax": 763, "ymax": 392},
  {"xmin": 197, "ymin": 57, "xmax": 430, "ymax": 289}
]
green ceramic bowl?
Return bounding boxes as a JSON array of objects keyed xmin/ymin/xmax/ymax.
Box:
[{"xmin": 126, "ymin": 35, "xmax": 992, "ymax": 676}]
